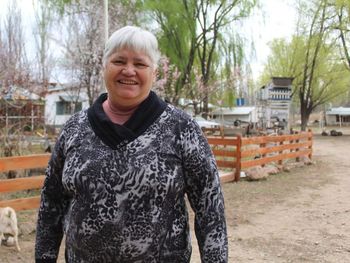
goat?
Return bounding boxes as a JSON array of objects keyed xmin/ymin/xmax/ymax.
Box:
[{"xmin": 0, "ymin": 207, "xmax": 20, "ymax": 251}]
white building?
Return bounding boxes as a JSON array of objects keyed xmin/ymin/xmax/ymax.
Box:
[
  {"xmin": 44, "ymin": 84, "xmax": 90, "ymax": 127},
  {"xmin": 177, "ymin": 98, "xmax": 217, "ymax": 116},
  {"xmin": 194, "ymin": 116, "xmax": 220, "ymax": 128},
  {"xmin": 211, "ymin": 106, "xmax": 258, "ymax": 126},
  {"xmin": 326, "ymin": 107, "xmax": 350, "ymax": 126},
  {"xmin": 257, "ymin": 77, "xmax": 293, "ymax": 129}
]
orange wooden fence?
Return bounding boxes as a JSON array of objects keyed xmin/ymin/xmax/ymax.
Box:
[
  {"xmin": 0, "ymin": 154, "xmax": 50, "ymax": 211},
  {"xmin": 207, "ymin": 136, "xmax": 241, "ymax": 183},
  {"xmin": 207, "ymin": 130, "xmax": 313, "ymax": 182},
  {"xmin": 0, "ymin": 131, "xmax": 312, "ymax": 211}
]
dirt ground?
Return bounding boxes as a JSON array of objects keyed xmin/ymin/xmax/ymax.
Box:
[{"xmin": 1, "ymin": 127, "xmax": 350, "ymax": 263}]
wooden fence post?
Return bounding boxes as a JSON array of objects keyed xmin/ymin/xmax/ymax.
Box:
[
  {"xmin": 295, "ymin": 135, "xmax": 300, "ymax": 162},
  {"xmin": 278, "ymin": 140, "xmax": 284, "ymax": 165},
  {"xmin": 220, "ymin": 125, "xmax": 224, "ymax": 138},
  {"xmin": 235, "ymin": 134, "xmax": 242, "ymax": 182},
  {"xmin": 289, "ymin": 135, "xmax": 294, "ymax": 154},
  {"xmin": 260, "ymin": 142, "xmax": 266, "ymax": 167},
  {"xmin": 308, "ymin": 129, "xmax": 313, "ymax": 159}
]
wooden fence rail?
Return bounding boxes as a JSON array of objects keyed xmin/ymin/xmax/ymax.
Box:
[
  {"xmin": 207, "ymin": 136, "xmax": 241, "ymax": 183},
  {"xmin": 207, "ymin": 130, "xmax": 313, "ymax": 182},
  {"xmin": 0, "ymin": 154, "xmax": 50, "ymax": 211},
  {"xmin": 0, "ymin": 131, "xmax": 312, "ymax": 211}
]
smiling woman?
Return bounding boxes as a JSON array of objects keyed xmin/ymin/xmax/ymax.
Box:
[
  {"xmin": 103, "ymin": 49, "xmax": 156, "ymax": 117},
  {"xmin": 35, "ymin": 25, "xmax": 228, "ymax": 263}
]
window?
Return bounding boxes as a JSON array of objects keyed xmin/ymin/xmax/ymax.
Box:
[
  {"xmin": 336, "ymin": 115, "xmax": 350, "ymax": 123},
  {"xmin": 56, "ymin": 101, "xmax": 82, "ymax": 115}
]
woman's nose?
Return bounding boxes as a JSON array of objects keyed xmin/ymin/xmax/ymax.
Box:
[{"xmin": 121, "ymin": 65, "xmax": 136, "ymax": 75}]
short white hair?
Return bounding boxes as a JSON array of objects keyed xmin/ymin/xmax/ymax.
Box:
[{"xmin": 103, "ymin": 26, "xmax": 160, "ymax": 68}]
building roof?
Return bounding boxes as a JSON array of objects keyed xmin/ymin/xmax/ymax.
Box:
[
  {"xmin": 0, "ymin": 86, "xmax": 42, "ymax": 100},
  {"xmin": 271, "ymin": 77, "xmax": 294, "ymax": 86},
  {"xmin": 194, "ymin": 116, "xmax": 220, "ymax": 128},
  {"xmin": 212, "ymin": 106, "xmax": 256, "ymax": 116},
  {"xmin": 326, "ymin": 107, "xmax": 350, "ymax": 116},
  {"xmin": 178, "ymin": 98, "xmax": 216, "ymax": 109}
]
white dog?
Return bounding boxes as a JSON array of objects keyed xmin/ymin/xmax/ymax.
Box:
[{"xmin": 0, "ymin": 207, "xmax": 20, "ymax": 251}]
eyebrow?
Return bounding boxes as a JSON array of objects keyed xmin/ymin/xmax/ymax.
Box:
[{"xmin": 113, "ymin": 55, "xmax": 149, "ymax": 63}]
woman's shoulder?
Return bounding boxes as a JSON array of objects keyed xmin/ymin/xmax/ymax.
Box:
[
  {"xmin": 164, "ymin": 104, "xmax": 200, "ymax": 130},
  {"xmin": 61, "ymin": 110, "xmax": 89, "ymax": 133},
  {"xmin": 165, "ymin": 104, "xmax": 193, "ymax": 121}
]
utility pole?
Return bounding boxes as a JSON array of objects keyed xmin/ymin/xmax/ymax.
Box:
[{"xmin": 104, "ymin": 0, "xmax": 109, "ymax": 43}]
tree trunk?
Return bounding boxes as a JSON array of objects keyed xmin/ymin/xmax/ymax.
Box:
[
  {"xmin": 300, "ymin": 113, "xmax": 309, "ymax": 131},
  {"xmin": 202, "ymin": 87, "xmax": 209, "ymax": 119},
  {"xmin": 300, "ymin": 103, "xmax": 313, "ymax": 131}
]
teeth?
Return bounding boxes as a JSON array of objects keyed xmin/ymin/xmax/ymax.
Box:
[{"xmin": 119, "ymin": 80, "xmax": 137, "ymax": 85}]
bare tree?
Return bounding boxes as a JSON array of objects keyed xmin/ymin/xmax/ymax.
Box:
[
  {"xmin": 33, "ymin": 0, "xmax": 55, "ymax": 89},
  {"xmin": 45, "ymin": 0, "xmax": 139, "ymax": 106},
  {"xmin": 1, "ymin": 0, "xmax": 31, "ymax": 87}
]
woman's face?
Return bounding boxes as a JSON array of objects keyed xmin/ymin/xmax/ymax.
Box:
[{"xmin": 103, "ymin": 48, "xmax": 156, "ymax": 109}]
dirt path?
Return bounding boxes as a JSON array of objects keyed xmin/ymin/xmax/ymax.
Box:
[
  {"xmin": 200, "ymin": 134, "xmax": 350, "ymax": 263},
  {"xmin": 1, "ymin": 133, "xmax": 350, "ymax": 263}
]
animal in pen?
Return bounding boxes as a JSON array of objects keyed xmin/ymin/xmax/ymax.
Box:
[{"xmin": 0, "ymin": 206, "xmax": 21, "ymax": 251}]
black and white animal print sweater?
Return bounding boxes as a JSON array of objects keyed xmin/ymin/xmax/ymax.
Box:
[{"xmin": 35, "ymin": 91, "xmax": 228, "ymax": 263}]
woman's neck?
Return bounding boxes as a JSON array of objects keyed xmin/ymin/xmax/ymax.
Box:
[{"xmin": 102, "ymin": 98, "xmax": 138, "ymax": 125}]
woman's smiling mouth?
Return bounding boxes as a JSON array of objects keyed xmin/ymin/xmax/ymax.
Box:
[{"xmin": 118, "ymin": 80, "xmax": 138, "ymax": 85}]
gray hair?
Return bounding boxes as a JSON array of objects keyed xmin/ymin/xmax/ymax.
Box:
[{"xmin": 102, "ymin": 26, "xmax": 160, "ymax": 68}]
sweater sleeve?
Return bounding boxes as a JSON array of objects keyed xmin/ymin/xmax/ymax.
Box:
[
  {"xmin": 182, "ymin": 119, "xmax": 228, "ymax": 263},
  {"xmin": 35, "ymin": 132, "xmax": 70, "ymax": 262}
]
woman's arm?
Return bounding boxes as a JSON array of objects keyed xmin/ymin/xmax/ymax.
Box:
[
  {"xmin": 182, "ymin": 119, "xmax": 228, "ymax": 263},
  {"xmin": 35, "ymin": 133, "xmax": 70, "ymax": 263}
]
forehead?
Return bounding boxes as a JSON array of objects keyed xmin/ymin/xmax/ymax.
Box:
[{"xmin": 110, "ymin": 48, "xmax": 151, "ymax": 61}]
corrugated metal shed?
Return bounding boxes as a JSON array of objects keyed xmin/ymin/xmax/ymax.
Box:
[
  {"xmin": 212, "ymin": 107, "xmax": 256, "ymax": 115},
  {"xmin": 326, "ymin": 107, "xmax": 350, "ymax": 116}
]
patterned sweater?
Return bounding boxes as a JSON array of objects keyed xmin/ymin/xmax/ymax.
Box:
[{"xmin": 35, "ymin": 92, "xmax": 228, "ymax": 263}]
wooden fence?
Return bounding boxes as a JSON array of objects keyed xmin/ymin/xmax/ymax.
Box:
[
  {"xmin": 207, "ymin": 130, "xmax": 313, "ymax": 182},
  {"xmin": 0, "ymin": 154, "xmax": 50, "ymax": 211},
  {"xmin": 0, "ymin": 131, "xmax": 312, "ymax": 211}
]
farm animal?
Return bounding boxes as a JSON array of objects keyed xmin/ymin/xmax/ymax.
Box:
[{"xmin": 0, "ymin": 206, "xmax": 20, "ymax": 251}]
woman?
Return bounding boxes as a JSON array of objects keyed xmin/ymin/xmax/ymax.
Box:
[{"xmin": 35, "ymin": 26, "xmax": 227, "ymax": 263}]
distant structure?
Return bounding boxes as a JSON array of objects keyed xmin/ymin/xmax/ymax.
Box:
[
  {"xmin": 257, "ymin": 77, "xmax": 294, "ymax": 130},
  {"xmin": 44, "ymin": 83, "xmax": 89, "ymax": 128},
  {"xmin": 0, "ymin": 85, "xmax": 45, "ymax": 131},
  {"xmin": 211, "ymin": 106, "xmax": 258, "ymax": 126},
  {"xmin": 326, "ymin": 107, "xmax": 350, "ymax": 126}
]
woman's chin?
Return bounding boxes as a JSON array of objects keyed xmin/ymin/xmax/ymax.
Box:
[{"xmin": 116, "ymin": 90, "xmax": 139, "ymax": 100}]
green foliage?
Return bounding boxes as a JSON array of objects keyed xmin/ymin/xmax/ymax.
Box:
[
  {"xmin": 139, "ymin": 0, "xmax": 258, "ymax": 111},
  {"xmin": 261, "ymin": 29, "xmax": 349, "ymax": 129},
  {"xmin": 262, "ymin": 35, "xmax": 349, "ymax": 96},
  {"xmin": 154, "ymin": 2, "xmax": 195, "ymax": 68},
  {"xmin": 42, "ymin": 0, "xmax": 73, "ymax": 14},
  {"xmin": 140, "ymin": 0, "xmax": 197, "ymax": 102},
  {"xmin": 41, "ymin": 0, "xmax": 258, "ymax": 111}
]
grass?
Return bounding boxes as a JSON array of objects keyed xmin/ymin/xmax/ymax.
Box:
[{"xmin": 0, "ymin": 189, "xmax": 41, "ymax": 201}]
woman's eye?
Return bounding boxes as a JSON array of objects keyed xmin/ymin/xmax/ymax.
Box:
[
  {"xmin": 112, "ymin": 60, "xmax": 124, "ymax": 65},
  {"xmin": 135, "ymin": 63, "xmax": 148, "ymax": 69}
]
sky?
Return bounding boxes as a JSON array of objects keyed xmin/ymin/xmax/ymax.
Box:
[
  {"xmin": 245, "ymin": 0, "xmax": 297, "ymax": 78},
  {"xmin": 0, "ymin": 0, "xmax": 38, "ymax": 59},
  {"xmin": 0, "ymin": 0, "xmax": 297, "ymax": 80}
]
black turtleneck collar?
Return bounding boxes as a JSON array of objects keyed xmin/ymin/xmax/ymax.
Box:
[{"xmin": 87, "ymin": 91, "xmax": 167, "ymax": 149}]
